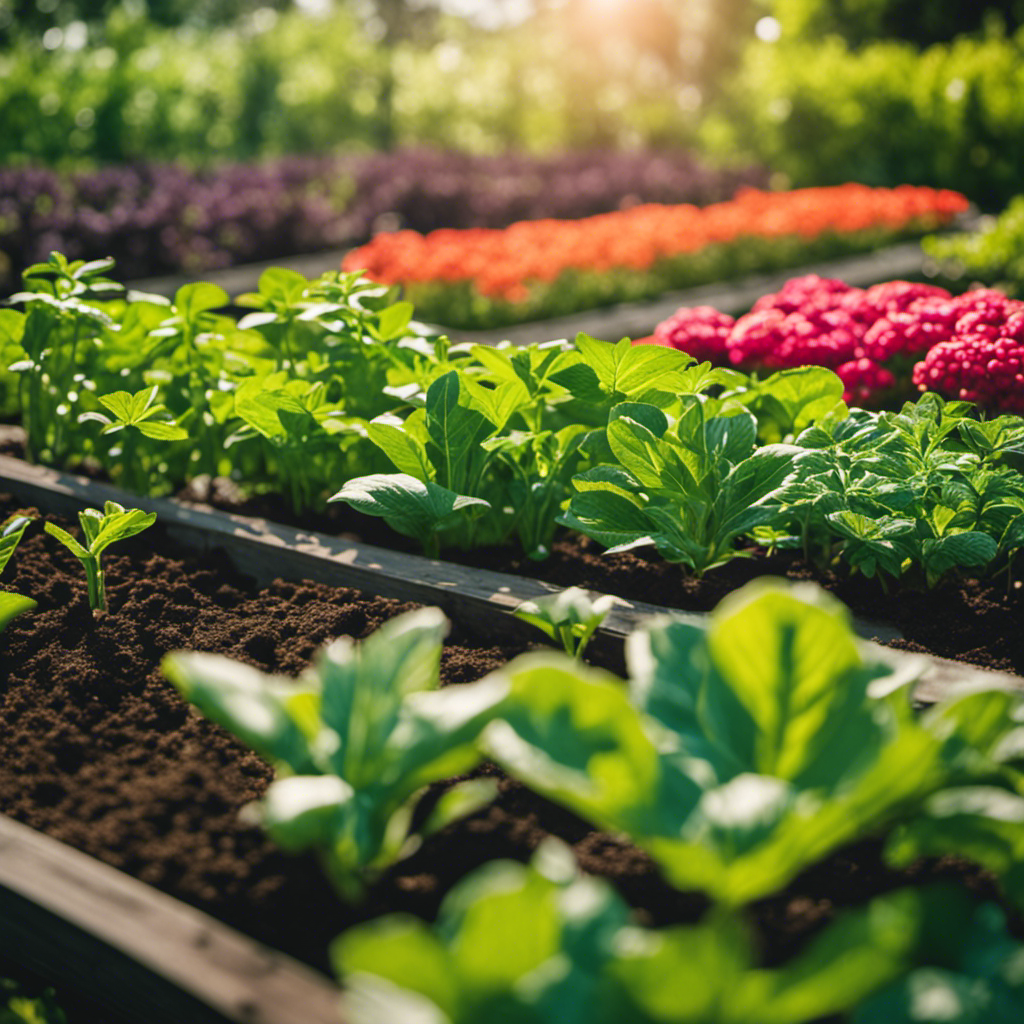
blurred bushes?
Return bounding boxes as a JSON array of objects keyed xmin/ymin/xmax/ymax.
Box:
[
  {"xmin": 703, "ymin": 21, "xmax": 1024, "ymax": 209},
  {"xmin": 772, "ymin": 0, "xmax": 1024, "ymax": 48}
]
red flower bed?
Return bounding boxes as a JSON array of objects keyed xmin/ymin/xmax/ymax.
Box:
[{"xmin": 647, "ymin": 274, "xmax": 1024, "ymax": 413}]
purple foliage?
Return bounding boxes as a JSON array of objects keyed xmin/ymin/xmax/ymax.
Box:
[{"xmin": 0, "ymin": 149, "xmax": 768, "ymax": 288}]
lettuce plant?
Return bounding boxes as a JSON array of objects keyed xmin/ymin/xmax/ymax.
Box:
[
  {"xmin": 335, "ymin": 839, "xmax": 983, "ymax": 1024},
  {"xmin": 0, "ymin": 513, "xmax": 37, "ymax": 629},
  {"xmin": 480, "ymin": 579, "xmax": 1015, "ymax": 906},
  {"xmin": 164, "ymin": 608, "xmax": 508, "ymax": 899},
  {"xmin": 44, "ymin": 502, "xmax": 157, "ymax": 614}
]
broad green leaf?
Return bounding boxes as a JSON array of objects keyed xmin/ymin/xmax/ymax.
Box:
[
  {"xmin": 0, "ymin": 592, "xmax": 36, "ymax": 632},
  {"xmin": 377, "ymin": 301, "xmax": 415, "ymax": 341},
  {"xmin": 481, "ymin": 653, "xmax": 668, "ymax": 836},
  {"xmin": 703, "ymin": 581, "xmax": 863, "ymax": 778},
  {"xmin": 174, "ymin": 281, "xmax": 230, "ymax": 318},
  {"xmin": 368, "ymin": 416, "xmax": 432, "ymax": 480},
  {"xmin": 163, "ymin": 652, "xmax": 319, "ymax": 773},
  {"xmin": 43, "ymin": 522, "xmax": 89, "ymax": 561},
  {"xmin": 424, "ymin": 372, "xmax": 496, "ymax": 492},
  {"xmin": 0, "ymin": 514, "xmax": 34, "ymax": 576},
  {"xmin": 330, "ymin": 473, "xmax": 489, "ymax": 549}
]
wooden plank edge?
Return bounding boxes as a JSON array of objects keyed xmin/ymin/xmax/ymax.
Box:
[
  {"xmin": 0, "ymin": 814, "xmax": 341, "ymax": 1024},
  {"xmin": 2, "ymin": 454, "xmax": 1020, "ymax": 707}
]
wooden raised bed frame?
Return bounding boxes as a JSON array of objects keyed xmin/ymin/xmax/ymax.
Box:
[{"xmin": 0, "ymin": 452, "xmax": 1020, "ymax": 1022}]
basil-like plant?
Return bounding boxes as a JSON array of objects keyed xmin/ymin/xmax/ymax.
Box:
[
  {"xmin": 335, "ymin": 838, "xmax": 982, "ymax": 1024},
  {"xmin": 0, "ymin": 513, "xmax": 37, "ymax": 629},
  {"xmin": 560, "ymin": 399, "xmax": 799, "ymax": 574},
  {"xmin": 513, "ymin": 587, "xmax": 625, "ymax": 660},
  {"xmin": 480, "ymin": 579, "xmax": 1015, "ymax": 906},
  {"xmin": 44, "ymin": 502, "xmax": 157, "ymax": 613},
  {"xmin": 164, "ymin": 608, "xmax": 508, "ymax": 899}
]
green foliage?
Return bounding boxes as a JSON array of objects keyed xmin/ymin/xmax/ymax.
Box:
[
  {"xmin": 335, "ymin": 839, "xmax": 1001, "ymax": 1024},
  {"xmin": 851, "ymin": 902, "xmax": 1024, "ymax": 1023},
  {"xmin": 164, "ymin": 608, "xmax": 507, "ymax": 899},
  {"xmin": 44, "ymin": 501, "xmax": 156, "ymax": 613},
  {"xmin": 782, "ymin": 393, "xmax": 1024, "ymax": 586},
  {"xmin": 481, "ymin": 578, "xmax": 1018, "ymax": 905},
  {"xmin": 559, "ymin": 398, "xmax": 800, "ymax": 574},
  {"xmin": 924, "ymin": 196, "xmax": 1024, "ymax": 295},
  {"xmin": 706, "ymin": 26, "xmax": 1024, "ymax": 209}
]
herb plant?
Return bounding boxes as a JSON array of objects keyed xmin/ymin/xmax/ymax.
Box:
[
  {"xmin": 164, "ymin": 608, "xmax": 507, "ymax": 899},
  {"xmin": 44, "ymin": 502, "xmax": 157, "ymax": 614}
]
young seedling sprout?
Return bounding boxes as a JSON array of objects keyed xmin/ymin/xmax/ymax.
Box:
[
  {"xmin": 45, "ymin": 502, "xmax": 156, "ymax": 614},
  {"xmin": 513, "ymin": 586, "xmax": 625, "ymax": 660}
]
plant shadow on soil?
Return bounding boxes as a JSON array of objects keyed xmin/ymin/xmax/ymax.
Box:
[{"xmin": 0, "ymin": 485, "xmax": 1018, "ymax": 1023}]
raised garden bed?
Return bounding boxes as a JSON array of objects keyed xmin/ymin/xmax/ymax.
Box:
[{"xmin": 2, "ymin": 457, "xmax": 1024, "ymax": 1021}]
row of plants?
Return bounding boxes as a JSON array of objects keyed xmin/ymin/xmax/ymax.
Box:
[
  {"xmin": 342, "ymin": 184, "xmax": 969, "ymax": 329},
  {"xmin": 0, "ymin": 150, "xmax": 766, "ymax": 292},
  {"xmin": 923, "ymin": 195, "xmax": 1024, "ymax": 296},
  {"xmin": 161, "ymin": 577, "xmax": 1024, "ymax": 1022},
  {"xmin": 6, "ymin": 253, "xmax": 1024, "ymax": 595},
  {"xmin": 647, "ymin": 272, "xmax": 1024, "ymax": 414}
]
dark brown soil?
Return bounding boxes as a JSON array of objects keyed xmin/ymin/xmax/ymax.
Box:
[{"xmin": 0, "ymin": 490, "xmax": 1015, "ymax": 1024}]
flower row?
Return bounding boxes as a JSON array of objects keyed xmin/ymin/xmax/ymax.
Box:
[
  {"xmin": 0, "ymin": 149, "xmax": 764, "ymax": 291},
  {"xmin": 343, "ymin": 184, "xmax": 969, "ymax": 328}
]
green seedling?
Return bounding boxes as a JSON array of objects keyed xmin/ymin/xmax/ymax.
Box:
[
  {"xmin": 513, "ymin": 586, "xmax": 625, "ymax": 660},
  {"xmin": 44, "ymin": 502, "xmax": 157, "ymax": 613}
]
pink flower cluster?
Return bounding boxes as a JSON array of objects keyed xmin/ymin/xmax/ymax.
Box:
[{"xmin": 647, "ymin": 274, "xmax": 1024, "ymax": 411}]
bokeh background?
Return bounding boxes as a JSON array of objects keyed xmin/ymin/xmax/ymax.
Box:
[{"xmin": 2, "ymin": 0, "xmax": 1024, "ymax": 284}]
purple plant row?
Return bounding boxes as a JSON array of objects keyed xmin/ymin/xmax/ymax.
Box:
[{"xmin": 0, "ymin": 149, "xmax": 767, "ymax": 288}]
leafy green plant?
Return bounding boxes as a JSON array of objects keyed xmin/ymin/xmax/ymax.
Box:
[
  {"xmin": 783, "ymin": 394, "xmax": 1024, "ymax": 587},
  {"xmin": 0, "ymin": 513, "xmax": 37, "ymax": 629},
  {"xmin": 513, "ymin": 587, "xmax": 625, "ymax": 660},
  {"xmin": 163, "ymin": 608, "xmax": 508, "ymax": 899},
  {"xmin": 78, "ymin": 386, "xmax": 188, "ymax": 494},
  {"xmin": 480, "ymin": 578, "xmax": 1015, "ymax": 906},
  {"xmin": 335, "ymin": 838, "xmax": 986, "ymax": 1024},
  {"xmin": 559, "ymin": 399, "xmax": 799, "ymax": 574},
  {"xmin": 44, "ymin": 502, "xmax": 157, "ymax": 614},
  {"xmin": 5, "ymin": 252, "xmax": 123, "ymax": 464}
]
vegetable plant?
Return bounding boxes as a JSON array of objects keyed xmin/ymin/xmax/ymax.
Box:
[
  {"xmin": 335, "ymin": 838, "xmax": 1000, "ymax": 1024},
  {"xmin": 559, "ymin": 399, "xmax": 799, "ymax": 574},
  {"xmin": 44, "ymin": 502, "xmax": 157, "ymax": 614},
  {"xmin": 513, "ymin": 587, "xmax": 624, "ymax": 660},
  {"xmin": 480, "ymin": 578, "xmax": 1017, "ymax": 905},
  {"xmin": 164, "ymin": 608, "xmax": 508, "ymax": 899}
]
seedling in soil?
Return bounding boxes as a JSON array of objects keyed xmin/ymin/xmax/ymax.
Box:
[
  {"xmin": 513, "ymin": 586, "xmax": 624, "ymax": 660},
  {"xmin": 0, "ymin": 513, "xmax": 37, "ymax": 628},
  {"xmin": 164, "ymin": 607, "xmax": 508, "ymax": 899},
  {"xmin": 44, "ymin": 501, "xmax": 157, "ymax": 614}
]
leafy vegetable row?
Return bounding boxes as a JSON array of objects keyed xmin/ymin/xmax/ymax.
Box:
[
  {"xmin": 166, "ymin": 579, "xmax": 1024, "ymax": 1023},
  {"xmin": 342, "ymin": 184, "xmax": 967, "ymax": 330},
  {"xmin": 5, "ymin": 252, "xmax": 1024, "ymax": 590}
]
